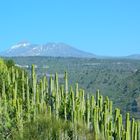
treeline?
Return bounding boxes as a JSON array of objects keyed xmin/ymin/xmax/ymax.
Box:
[{"xmin": 0, "ymin": 58, "xmax": 140, "ymax": 140}]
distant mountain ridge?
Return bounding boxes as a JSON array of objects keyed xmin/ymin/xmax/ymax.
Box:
[
  {"xmin": 126, "ymin": 54, "xmax": 140, "ymax": 60},
  {"xmin": 0, "ymin": 42, "xmax": 95, "ymax": 58},
  {"xmin": 0, "ymin": 42, "xmax": 140, "ymax": 59}
]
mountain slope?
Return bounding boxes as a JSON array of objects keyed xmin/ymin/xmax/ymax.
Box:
[
  {"xmin": 126, "ymin": 54, "xmax": 140, "ymax": 60},
  {"xmin": 118, "ymin": 69, "xmax": 140, "ymax": 115},
  {"xmin": 0, "ymin": 42, "xmax": 95, "ymax": 58}
]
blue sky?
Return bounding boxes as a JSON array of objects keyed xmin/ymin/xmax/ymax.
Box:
[{"xmin": 0, "ymin": 0, "xmax": 140, "ymax": 56}]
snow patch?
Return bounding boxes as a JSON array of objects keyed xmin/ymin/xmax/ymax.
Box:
[
  {"xmin": 11, "ymin": 42, "xmax": 30, "ymax": 49},
  {"xmin": 32, "ymin": 47, "xmax": 37, "ymax": 50}
]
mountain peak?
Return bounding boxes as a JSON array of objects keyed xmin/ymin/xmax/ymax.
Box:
[
  {"xmin": 11, "ymin": 41, "xmax": 31, "ymax": 49},
  {"xmin": 0, "ymin": 42, "xmax": 95, "ymax": 58}
]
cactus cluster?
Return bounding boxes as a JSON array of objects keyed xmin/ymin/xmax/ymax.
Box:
[{"xmin": 0, "ymin": 61, "xmax": 140, "ymax": 140}]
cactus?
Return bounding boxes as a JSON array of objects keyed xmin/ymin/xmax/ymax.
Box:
[
  {"xmin": 126, "ymin": 113, "xmax": 130, "ymax": 140},
  {"xmin": 86, "ymin": 94, "xmax": 90, "ymax": 129},
  {"xmin": 22, "ymin": 70, "xmax": 25, "ymax": 101},
  {"xmin": 134, "ymin": 122, "xmax": 138, "ymax": 140},
  {"xmin": 137, "ymin": 121, "xmax": 140, "ymax": 140},
  {"xmin": 132, "ymin": 118, "xmax": 135, "ymax": 140},
  {"xmin": 0, "ymin": 59, "xmax": 140, "ymax": 140},
  {"xmin": 32, "ymin": 64, "xmax": 37, "ymax": 105}
]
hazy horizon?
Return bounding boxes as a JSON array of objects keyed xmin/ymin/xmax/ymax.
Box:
[{"xmin": 0, "ymin": 0, "xmax": 140, "ymax": 56}]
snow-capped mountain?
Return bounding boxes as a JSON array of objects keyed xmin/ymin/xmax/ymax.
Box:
[
  {"xmin": 10, "ymin": 42, "xmax": 31, "ymax": 49},
  {"xmin": 0, "ymin": 42, "xmax": 95, "ymax": 58}
]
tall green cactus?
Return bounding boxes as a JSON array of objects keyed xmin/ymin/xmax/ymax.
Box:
[
  {"xmin": 126, "ymin": 113, "xmax": 130, "ymax": 140},
  {"xmin": 32, "ymin": 64, "xmax": 37, "ymax": 105},
  {"xmin": 22, "ymin": 70, "xmax": 25, "ymax": 101}
]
